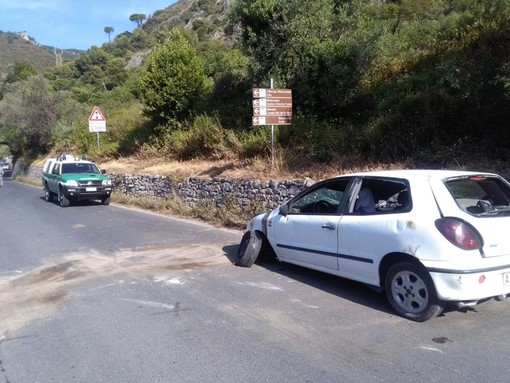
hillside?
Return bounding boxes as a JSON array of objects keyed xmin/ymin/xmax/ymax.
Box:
[
  {"xmin": 142, "ymin": 0, "xmax": 230, "ymax": 43},
  {"xmin": 0, "ymin": 31, "xmax": 81, "ymax": 80},
  {"xmin": 3, "ymin": 0, "xmax": 510, "ymax": 175},
  {"xmin": 0, "ymin": 0, "xmax": 228, "ymax": 80}
]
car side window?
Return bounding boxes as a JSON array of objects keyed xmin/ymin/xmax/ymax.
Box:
[
  {"xmin": 288, "ymin": 179, "xmax": 350, "ymax": 215},
  {"xmin": 349, "ymin": 178, "xmax": 411, "ymax": 215}
]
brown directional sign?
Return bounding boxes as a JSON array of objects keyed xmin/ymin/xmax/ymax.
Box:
[
  {"xmin": 253, "ymin": 98, "xmax": 292, "ymax": 107},
  {"xmin": 252, "ymin": 116, "xmax": 292, "ymax": 126},
  {"xmin": 252, "ymin": 88, "xmax": 292, "ymax": 125},
  {"xmin": 253, "ymin": 88, "xmax": 292, "ymax": 99},
  {"xmin": 253, "ymin": 106, "xmax": 292, "ymax": 117}
]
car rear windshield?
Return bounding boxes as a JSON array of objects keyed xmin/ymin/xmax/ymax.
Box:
[{"xmin": 444, "ymin": 175, "xmax": 510, "ymax": 216}]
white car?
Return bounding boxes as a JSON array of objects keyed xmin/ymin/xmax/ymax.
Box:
[{"xmin": 236, "ymin": 170, "xmax": 510, "ymax": 321}]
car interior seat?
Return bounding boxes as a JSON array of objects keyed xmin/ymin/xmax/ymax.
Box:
[
  {"xmin": 395, "ymin": 190, "xmax": 410, "ymax": 210},
  {"xmin": 354, "ymin": 188, "xmax": 376, "ymax": 214}
]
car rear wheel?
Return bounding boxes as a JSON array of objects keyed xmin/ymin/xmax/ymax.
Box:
[
  {"xmin": 385, "ymin": 262, "xmax": 445, "ymax": 322},
  {"xmin": 235, "ymin": 231, "xmax": 262, "ymax": 267},
  {"xmin": 44, "ymin": 184, "xmax": 54, "ymax": 202}
]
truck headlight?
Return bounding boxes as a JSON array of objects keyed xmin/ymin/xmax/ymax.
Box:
[
  {"xmin": 64, "ymin": 180, "xmax": 78, "ymax": 187},
  {"xmin": 102, "ymin": 179, "xmax": 112, "ymax": 186}
]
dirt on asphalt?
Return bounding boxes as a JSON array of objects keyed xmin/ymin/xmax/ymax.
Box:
[{"xmin": 0, "ymin": 244, "xmax": 230, "ymax": 341}]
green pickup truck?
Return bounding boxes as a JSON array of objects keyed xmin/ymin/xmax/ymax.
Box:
[{"xmin": 42, "ymin": 155, "xmax": 113, "ymax": 207}]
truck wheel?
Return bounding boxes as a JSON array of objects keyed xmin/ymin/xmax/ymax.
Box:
[
  {"xmin": 59, "ymin": 187, "xmax": 70, "ymax": 207},
  {"xmin": 235, "ymin": 231, "xmax": 262, "ymax": 268},
  {"xmin": 385, "ymin": 262, "xmax": 445, "ymax": 322},
  {"xmin": 101, "ymin": 196, "xmax": 111, "ymax": 205},
  {"xmin": 44, "ymin": 184, "xmax": 54, "ymax": 203}
]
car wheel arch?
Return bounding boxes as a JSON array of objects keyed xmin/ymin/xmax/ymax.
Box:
[
  {"xmin": 379, "ymin": 252, "xmax": 424, "ymax": 288},
  {"xmin": 258, "ymin": 231, "xmax": 277, "ymax": 261}
]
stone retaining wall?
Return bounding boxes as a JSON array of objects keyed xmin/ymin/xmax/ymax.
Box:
[
  {"xmin": 110, "ymin": 173, "xmax": 314, "ymax": 209},
  {"xmin": 18, "ymin": 160, "xmax": 314, "ymax": 210}
]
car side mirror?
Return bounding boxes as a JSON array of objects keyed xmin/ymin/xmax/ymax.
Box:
[
  {"xmin": 101, "ymin": 169, "xmax": 106, "ymax": 174},
  {"xmin": 279, "ymin": 204, "xmax": 289, "ymax": 216}
]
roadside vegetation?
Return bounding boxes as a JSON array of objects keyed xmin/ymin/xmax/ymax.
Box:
[{"xmin": 2, "ymin": 0, "xmax": 510, "ymax": 178}]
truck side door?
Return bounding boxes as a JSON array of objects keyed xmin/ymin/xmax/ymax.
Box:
[{"xmin": 47, "ymin": 162, "xmax": 61, "ymax": 192}]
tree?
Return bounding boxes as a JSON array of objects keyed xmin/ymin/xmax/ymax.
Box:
[
  {"xmin": 138, "ymin": 28, "xmax": 210, "ymax": 125},
  {"xmin": 5, "ymin": 61, "xmax": 37, "ymax": 83},
  {"xmin": 73, "ymin": 47, "xmax": 127, "ymax": 91},
  {"xmin": 0, "ymin": 76, "xmax": 61, "ymax": 156},
  {"xmin": 104, "ymin": 26, "xmax": 114, "ymax": 43},
  {"xmin": 129, "ymin": 13, "xmax": 146, "ymax": 27}
]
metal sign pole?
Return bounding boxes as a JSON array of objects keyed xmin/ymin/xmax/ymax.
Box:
[
  {"xmin": 97, "ymin": 132, "xmax": 100, "ymax": 148},
  {"xmin": 270, "ymin": 78, "xmax": 274, "ymax": 168}
]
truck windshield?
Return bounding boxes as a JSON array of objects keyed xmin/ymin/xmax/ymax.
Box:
[{"xmin": 62, "ymin": 163, "xmax": 100, "ymax": 174}]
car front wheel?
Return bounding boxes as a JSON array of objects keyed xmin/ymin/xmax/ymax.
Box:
[
  {"xmin": 235, "ymin": 231, "xmax": 262, "ymax": 267},
  {"xmin": 385, "ymin": 262, "xmax": 445, "ymax": 322},
  {"xmin": 59, "ymin": 187, "xmax": 70, "ymax": 207}
]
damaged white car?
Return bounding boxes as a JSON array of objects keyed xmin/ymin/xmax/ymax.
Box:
[{"xmin": 236, "ymin": 170, "xmax": 510, "ymax": 321}]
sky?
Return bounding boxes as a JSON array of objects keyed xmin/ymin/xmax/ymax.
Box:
[{"xmin": 0, "ymin": 0, "xmax": 177, "ymax": 50}]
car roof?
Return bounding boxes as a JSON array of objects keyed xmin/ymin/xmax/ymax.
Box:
[
  {"xmin": 334, "ymin": 169, "xmax": 498, "ymax": 180},
  {"xmin": 59, "ymin": 160, "xmax": 96, "ymax": 165}
]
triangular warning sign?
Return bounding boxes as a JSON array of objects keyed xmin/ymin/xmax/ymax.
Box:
[{"xmin": 88, "ymin": 106, "xmax": 105, "ymax": 121}]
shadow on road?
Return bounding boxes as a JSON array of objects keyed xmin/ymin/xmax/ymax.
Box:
[
  {"xmin": 222, "ymin": 243, "xmax": 475, "ymax": 319},
  {"xmin": 222, "ymin": 243, "xmax": 395, "ymax": 317},
  {"xmin": 38, "ymin": 195, "xmax": 108, "ymax": 207}
]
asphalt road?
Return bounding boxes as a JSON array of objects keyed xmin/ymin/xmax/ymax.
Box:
[{"xmin": 0, "ymin": 178, "xmax": 509, "ymax": 382}]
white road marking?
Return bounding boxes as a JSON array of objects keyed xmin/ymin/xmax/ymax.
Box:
[
  {"xmin": 236, "ymin": 281, "xmax": 283, "ymax": 290},
  {"xmin": 121, "ymin": 298, "xmax": 175, "ymax": 309},
  {"xmin": 153, "ymin": 276, "xmax": 185, "ymax": 285},
  {"xmin": 420, "ymin": 346, "xmax": 443, "ymax": 353}
]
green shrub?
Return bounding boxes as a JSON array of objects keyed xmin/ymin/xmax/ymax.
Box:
[{"xmin": 156, "ymin": 114, "xmax": 242, "ymax": 160}]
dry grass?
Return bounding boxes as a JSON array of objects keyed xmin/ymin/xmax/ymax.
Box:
[
  {"xmin": 36, "ymin": 151, "xmax": 510, "ymax": 182},
  {"xmin": 98, "ymin": 155, "xmax": 414, "ymax": 181}
]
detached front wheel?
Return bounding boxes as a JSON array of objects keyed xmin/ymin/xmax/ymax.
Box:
[
  {"xmin": 235, "ymin": 231, "xmax": 262, "ymax": 268},
  {"xmin": 385, "ymin": 262, "xmax": 445, "ymax": 322}
]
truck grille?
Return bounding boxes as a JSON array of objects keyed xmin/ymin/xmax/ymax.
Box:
[{"xmin": 77, "ymin": 180, "xmax": 102, "ymax": 187}]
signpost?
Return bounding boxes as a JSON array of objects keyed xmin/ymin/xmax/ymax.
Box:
[
  {"xmin": 88, "ymin": 106, "xmax": 106, "ymax": 148},
  {"xmin": 252, "ymin": 88, "xmax": 292, "ymax": 126},
  {"xmin": 252, "ymin": 84, "xmax": 292, "ymax": 166}
]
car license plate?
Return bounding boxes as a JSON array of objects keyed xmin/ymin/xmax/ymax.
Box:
[
  {"xmin": 86, "ymin": 187, "xmax": 97, "ymax": 192},
  {"xmin": 503, "ymin": 272, "xmax": 510, "ymax": 287}
]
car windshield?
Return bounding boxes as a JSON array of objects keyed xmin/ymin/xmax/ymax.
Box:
[
  {"xmin": 445, "ymin": 175, "xmax": 510, "ymax": 216},
  {"xmin": 62, "ymin": 163, "xmax": 100, "ymax": 174}
]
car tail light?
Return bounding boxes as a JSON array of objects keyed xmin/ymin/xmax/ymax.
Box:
[{"xmin": 435, "ymin": 217, "xmax": 483, "ymax": 250}]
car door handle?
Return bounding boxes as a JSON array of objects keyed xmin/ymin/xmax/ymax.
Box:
[{"xmin": 321, "ymin": 224, "xmax": 336, "ymax": 230}]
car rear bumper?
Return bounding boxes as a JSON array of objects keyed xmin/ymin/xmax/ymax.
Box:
[{"xmin": 430, "ymin": 265, "xmax": 510, "ymax": 302}]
